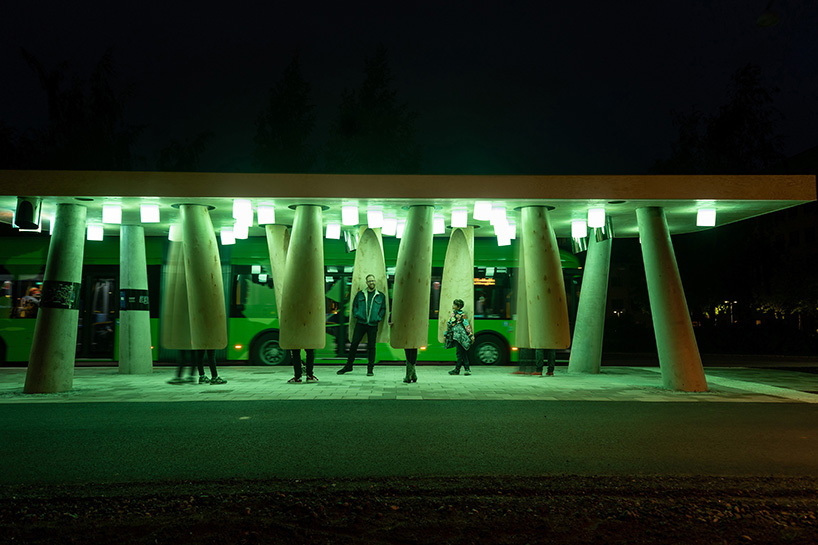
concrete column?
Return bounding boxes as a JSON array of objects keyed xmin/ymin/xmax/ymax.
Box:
[
  {"xmin": 118, "ymin": 225, "xmax": 153, "ymax": 374},
  {"xmin": 180, "ymin": 205, "xmax": 227, "ymax": 350},
  {"xmin": 280, "ymin": 205, "xmax": 325, "ymax": 349},
  {"xmin": 637, "ymin": 206, "xmax": 708, "ymax": 392},
  {"xmin": 438, "ymin": 227, "xmax": 474, "ymax": 342},
  {"xmin": 521, "ymin": 206, "xmax": 571, "ymax": 349},
  {"xmin": 515, "ymin": 230, "xmax": 530, "ymax": 349},
  {"xmin": 568, "ymin": 236, "xmax": 612, "ymax": 374},
  {"xmin": 24, "ymin": 203, "xmax": 86, "ymax": 393},
  {"xmin": 264, "ymin": 224, "xmax": 290, "ymax": 310},
  {"xmin": 349, "ymin": 227, "xmax": 390, "ymax": 343},
  {"xmin": 390, "ymin": 205, "xmax": 434, "ymax": 349},
  {"xmin": 160, "ymin": 239, "xmax": 192, "ymax": 349}
]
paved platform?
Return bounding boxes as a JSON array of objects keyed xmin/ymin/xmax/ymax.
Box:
[{"xmin": 2, "ymin": 363, "xmax": 817, "ymax": 404}]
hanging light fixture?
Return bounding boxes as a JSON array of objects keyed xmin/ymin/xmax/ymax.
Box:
[
  {"xmin": 326, "ymin": 222, "xmax": 341, "ymax": 239},
  {"xmin": 490, "ymin": 205, "xmax": 506, "ymax": 226},
  {"xmin": 168, "ymin": 224, "xmax": 183, "ymax": 242},
  {"xmin": 697, "ymin": 208, "xmax": 716, "ymax": 227},
  {"xmin": 102, "ymin": 204, "xmax": 121, "ymax": 224},
  {"xmin": 571, "ymin": 220, "xmax": 588, "ymax": 239},
  {"xmin": 367, "ymin": 208, "xmax": 383, "ymax": 229},
  {"xmin": 473, "ymin": 201, "xmax": 492, "ymax": 221},
  {"xmin": 220, "ymin": 228, "xmax": 235, "ymax": 245},
  {"xmin": 451, "ymin": 209, "xmax": 468, "ymax": 228},
  {"xmin": 342, "ymin": 205, "xmax": 359, "ymax": 226},
  {"xmin": 140, "ymin": 204, "xmax": 160, "ymax": 223},
  {"xmin": 433, "ymin": 216, "xmax": 445, "ymax": 234},
  {"xmin": 396, "ymin": 219, "xmax": 406, "ymax": 239},
  {"xmin": 587, "ymin": 208, "xmax": 605, "ymax": 228},
  {"xmin": 233, "ymin": 199, "xmax": 253, "ymax": 225},
  {"xmin": 234, "ymin": 221, "xmax": 249, "ymax": 240},
  {"xmin": 382, "ymin": 218, "xmax": 397, "ymax": 236},
  {"xmin": 257, "ymin": 204, "xmax": 276, "ymax": 225},
  {"xmin": 87, "ymin": 224, "xmax": 104, "ymax": 241}
]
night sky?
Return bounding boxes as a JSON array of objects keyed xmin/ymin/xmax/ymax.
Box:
[{"xmin": 2, "ymin": 0, "xmax": 816, "ymax": 174}]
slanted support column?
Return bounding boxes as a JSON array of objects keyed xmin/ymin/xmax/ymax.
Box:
[
  {"xmin": 349, "ymin": 226, "xmax": 390, "ymax": 343},
  {"xmin": 520, "ymin": 206, "xmax": 571, "ymax": 349},
  {"xmin": 265, "ymin": 224, "xmax": 290, "ymax": 310},
  {"xmin": 118, "ymin": 225, "xmax": 153, "ymax": 374},
  {"xmin": 637, "ymin": 206, "xmax": 707, "ymax": 392},
  {"xmin": 180, "ymin": 205, "xmax": 227, "ymax": 350},
  {"xmin": 280, "ymin": 205, "xmax": 325, "ymax": 349},
  {"xmin": 438, "ymin": 227, "xmax": 474, "ymax": 342},
  {"xmin": 391, "ymin": 205, "xmax": 434, "ymax": 349},
  {"xmin": 24, "ymin": 203, "xmax": 86, "ymax": 393},
  {"xmin": 568, "ymin": 236, "xmax": 611, "ymax": 374}
]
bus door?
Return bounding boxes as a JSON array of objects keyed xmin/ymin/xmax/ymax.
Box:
[{"xmin": 76, "ymin": 266, "xmax": 118, "ymax": 359}]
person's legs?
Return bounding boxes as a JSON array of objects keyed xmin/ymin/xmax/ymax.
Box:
[
  {"xmin": 204, "ymin": 349, "xmax": 226, "ymax": 384},
  {"xmin": 404, "ymin": 348, "xmax": 418, "ymax": 382},
  {"xmin": 290, "ymin": 349, "xmax": 302, "ymax": 379},
  {"xmin": 365, "ymin": 324, "xmax": 378, "ymax": 375},
  {"xmin": 463, "ymin": 344, "xmax": 471, "ymax": 374},
  {"xmin": 547, "ymin": 349, "xmax": 556, "ymax": 375},
  {"xmin": 453, "ymin": 344, "xmax": 467, "ymax": 373},
  {"xmin": 339, "ymin": 323, "xmax": 367, "ymax": 373},
  {"xmin": 533, "ymin": 349, "xmax": 544, "ymax": 374},
  {"xmin": 305, "ymin": 349, "xmax": 315, "ymax": 377}
]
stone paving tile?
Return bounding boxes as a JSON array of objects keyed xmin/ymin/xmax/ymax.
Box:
[{"xmin": 0, "ymin": 365, "xmax": 817, "ymax": 404}]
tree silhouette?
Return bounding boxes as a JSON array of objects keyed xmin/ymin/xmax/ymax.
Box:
[
  {"xmin": 1, "ymin": 48, "xmax": 143, "ymax": 170},
  {"xmin": 253, "ymin": 54, "xmax": 316, "ymax": 173},
  {"xmin": 652, "ymin": 63, "xmax": 784, "ymax": 175},
  {"xmin": 157, "ymin": 130, "xmax": 213, "ymax": 171},
  {"xmin": 325, "ymin": 45, "xmax": 420, "ymax": 174}
]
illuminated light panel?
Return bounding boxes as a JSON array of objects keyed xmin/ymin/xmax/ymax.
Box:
[
  {"xmin": 490, "ymin": 205, "xmax": 506, "ymax": 226},
  {"xmin": 169, "ymin": 224, "xmax": 183, "ymax": 242},
  {"xmin": 382, "ymin": 218, "xmax": 397, "ymax": 236},
  {"xmin": 326, "ymin": 222, "xmax": 341, "ymax": 239},
  {"xmin": 697, "ymin": 208, "xmax": 716, "ymax": 227},
  {"xmin": 233, "ymin": 199, "xmax": 253, "ymax": 225},
  {"xmin": 257, "ymin": 204, "xmax": 276, "ymax": 225},
  {"xmin": 588, "ymin": 208, "xmax": 606, "ymax": 228},
  {"xmin": 258, "ymin": 274, "xmax": 268, "ymax": 282},
  {"xmin": 342, "ymin": 205, "xmax": 359, "ymax": 226},
  {"xmin": 367, "ymin": 209, "xmax": 383, "ymax": 229},
  {"xmin": 234, "ymin": 221, "xmax": 249, "ymax": 240},
  {"xmin": 497, "ymin": 233, "xmax": 511, "ymax": 247},
  {"xmin": 451, "ymin": 209, "xmax": 468, "ymax": 228},
  {"xmin": 433, "ymin": 216, "xmax": 445, "ymax": 234},
  {"xmin": 87, "ymin": 224, "xmax": 104, "ymax": 241},
  {"xmin": 102, "ymin": 205, "xmax": 121, "ymax": 224},
  {"xmin": 220, "ymin": 228, "xmax": 235, "ymax": 245},
  {"xmin": 396, "ymin": 219, "xmax": 406, "ymax": 239},
  {"xmin": 508, "ymin": 220, "xmax": 517, "ymax": 239},
  {"xmin": 140, "ymin": 204, "xmax": 160, "ymax": 223},
  {"xmin": 473, "ymin": 201, "xmax": 492, "ymax": 221},
  {"xmin": 251, "ymin": 265, "xmax": 261, "ymax": 274},
  {"xmin": 571, "ymin": 220, "xmax": 587, "ymax": 239}
]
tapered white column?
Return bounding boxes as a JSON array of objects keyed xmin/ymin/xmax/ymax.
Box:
[
  {"xmin": 160, "ymin": 239, "xmax": 192, "ymax": 349},
  {"xmin": 349, "ymin": 227, "xmax": 390, "ymax": 343},
  {"xmin": 521, "ymin": 206, "xmax": 571, "ymax": 349},
  {"xmin": 118, "ymin": 225, "xmax": 153, "ymax": 374},
  {"xmin": 265, "ymin": 224, "xmax": 290, "ymax": 309},
  {"xmin": 391, "ymin": 206, "xmax": 434, "ymax": 349},
  {"xmin": 438, "ymin": 227, "xmax": 474, "ymax": 342},
  {"xmin": 180, "ymin": 205, "xmax": 227, "ymax": 349},
  {"xmin": 280, "ymin": 205, "xmax": 325, "ymax": 349},
  {"xmin": 568, "ymin": 236, "xmax": 611, "ymax": 374},
  {"xmin": 515, "ymin": 230, "xmax": 530, "ymax": 349},
  {"xmin": 24, "ymin": 203, "xmax": 86, "ymax": 393},
  {"xmin": 637, "ymin": 207, "xmax": 707, "ymax": 391}
]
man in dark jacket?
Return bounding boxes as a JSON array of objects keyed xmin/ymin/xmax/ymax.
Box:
[{"xmin": 337, "ymin": 274, "xmax": 386, "ymax": 376}]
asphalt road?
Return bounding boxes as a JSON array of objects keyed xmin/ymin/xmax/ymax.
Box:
[{"xmin": 2, "ymin": 400, "xmax": 817, "ymax": 485}]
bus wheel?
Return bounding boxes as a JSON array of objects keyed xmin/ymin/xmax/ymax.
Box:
[
  {"xmin": 251, "ymin": 331, "xmax": 290, "ymax": 366},
  {"xmin": 472, "ymin": 334, "xmax": 508, "ymax": 365}
]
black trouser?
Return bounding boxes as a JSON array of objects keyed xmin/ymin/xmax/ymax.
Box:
[
  {"xmin": 176, "ymin": 350, "xmax": 204, "ymax": 378},
  {"xmin": 404, "ymin": 348, "xmax": 418, "ymax": 380},
  {"xmin": 346, "ymin": 322, "xmax": 379, "ymax": 369},
  {"xmin": 535, "ymin": 349, "xmax": 556, "ymax": 373},
  {"xmin": 290, "ymin": 349, "xmax": 314, "ymax": 379},
  {"xmin": 455, "ymin": 343, "xmax": 470, "ymax": 371},
  {"xmin": 196, "ymin": 349, "xmax": 219, "ymax": 377}
]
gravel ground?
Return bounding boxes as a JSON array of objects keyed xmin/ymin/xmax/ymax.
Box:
[{"xmin": 2, "ymin": 475, "xmax": 817, "ymax": 544}]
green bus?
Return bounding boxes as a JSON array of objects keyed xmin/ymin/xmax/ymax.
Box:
[{"xmin": 0, "ymin": 233, "xmax": 581, "ymax": 366}]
